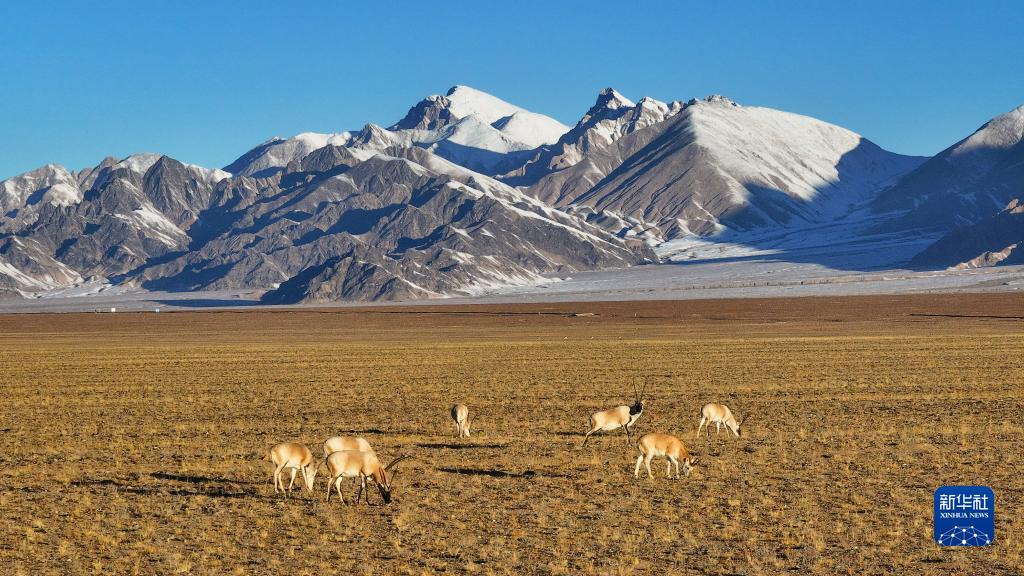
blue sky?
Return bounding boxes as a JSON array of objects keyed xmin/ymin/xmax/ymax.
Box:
[{"xmin": 1, "ymin": 0, "xmax": 1022, "ymax": 179}]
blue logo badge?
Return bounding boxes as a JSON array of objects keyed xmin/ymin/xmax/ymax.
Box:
[{"xmin": 934, "ymin": 486, "xmax": 994, "ymax": 546}]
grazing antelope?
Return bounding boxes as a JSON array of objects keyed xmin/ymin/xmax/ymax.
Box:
[
  {"xmin": 324, "ymin": 450, "xmax": 410, "ymax": 505},
  {"xmin": 582, "ymin": 379, "xmax": 647, "ymax": 447},
  {"xmin": 322, "ymin": 436, "xmax": 375, "ymax": 496},
  {"xmin": 696, "ymin": 403, "xmax": 748, "ymax": 439},
  {"xmin": 634, "ymin": 433, "xmax": 697, "ymax": 479},
  {"xmin": 323, "ymin": 436, "xmax": 375, "ymax": 457},
  {"xmin": 269, "ymin": 442, "xmax": 318, "ymax": 496},
  {"xmin": 450, "ymin": 404, "xmax": 472, "ymax": 438}
]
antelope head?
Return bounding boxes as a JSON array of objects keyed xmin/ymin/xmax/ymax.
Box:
[
  {"xmin": 303, "ymin": 462, "xmax": 319, "ymax": 492},
  {"xmin": 376, "ymin": 456, "xmax": 411, "ymax": 504},
  {"xmin": 683, "ymin": 457, "xmax": 699, "ymax": 477},
  {"xmin": 629, "ymin": 377, "xmax": 648, "ymax": 416}
]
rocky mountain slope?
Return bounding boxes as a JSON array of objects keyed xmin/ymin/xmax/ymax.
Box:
[
  {"xmin": 139, "ymin": 145, "xmax": 648, "ymax": 302},
  {"xmin": 910, "ymin": 198, "xmax": 1024, "ymax": 269},
  {"xmin": 1, "ymin": 155, "xmax": 229, "ymax": 291},
  {"xmin": 0, "ymin": 141, "xmax": 648, "ymax": 302}
]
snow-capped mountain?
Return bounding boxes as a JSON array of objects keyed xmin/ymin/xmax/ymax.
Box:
[
  {"xmin": 2, "ymin": 84, "xmax": 1021, "ymax": 301},
  {"xmin": 1, "ymin": 164, "xmax": 83, "ymax": 233},
  {"xmin": 226, "ymin": 86, "xmax": 570, "ymax": 178},
  {"xmin": 514, "ymin": 92, "xmax": 924, "ymax": 240},
  {"xmin": 502, "ymin": 88, "xmax": 683, "ymax": 192},
  {"xmin": 224, "ymin": 132, "xmax": 356, "ymax": 178},
  {"xmin": 0, "ymin": 154, "xmax": 234, "ymax": 293},
  {"xmin": 873, "ymin": 104, "xmax": 1024, "ymax": 232}
]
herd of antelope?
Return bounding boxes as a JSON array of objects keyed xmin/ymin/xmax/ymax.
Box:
[{"xmin": 268, "ymin": 381, "xmax": 747, "ymax": 505}]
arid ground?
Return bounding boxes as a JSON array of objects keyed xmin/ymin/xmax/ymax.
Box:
[{"xmin": 1, "ymin": 294, "xmax": 1022, "ymax": 574}]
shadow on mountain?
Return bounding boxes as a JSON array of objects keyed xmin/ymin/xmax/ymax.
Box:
[
  {"xmin": 430, "ymin": 140, "xmax": 534, "ymax": 176},
  {"xmin": 295, "ymin": 204, "xmax": 402, "ymax": 246},
  {"xmin": 869, "ymin": 130, "xmax": 1024, "ymax": 235},
  {"xmin": 110, "ymin": 250, "xmax": 189, "ymax": 284},
  {"xmin": 663, "ymin": 139, "xmax": 937, "ymax": 272}
]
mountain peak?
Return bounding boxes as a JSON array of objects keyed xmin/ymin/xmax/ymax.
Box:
[
  {"xmin": 390, "ymin": 94, "xmax": 455, "ymax": 131},
  {"xmin": 441, "ymin": 85, "xmax": 524, "ymax": 125},
  {"xmin": 962, "ymin": 103, "xmax": 1024, "ymax": 151},
  {"xmin": 445, "ymin": 85, "xmax": 472, "ymax": 97},
  {"xmin": 116, "ymin": 153, "xmax": 164, "ymax": 175},
  {"xmin": 636, "ymin": 96, "xmax": 670, "ymax": 112},
  {"xmin": 705, "ymin": 94, "xmax": 739, "ymax": 106},
  {"xmin": 596, "ymin": 88, "xmax": 635, "ymax": 110},
  {"xmin": 686, "ymin": 94, "xmax": 740, "ymax": 108}
]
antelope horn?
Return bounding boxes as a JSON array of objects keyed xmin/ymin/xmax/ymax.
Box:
[
  {"xmin": 384, "ymin": 455, "xmax": 411, "ymax": 472},
  {"xmin": 739, "ymin": 414, "xmax": 751, "ymax": 426},
  {"xmin": 640, "ymin": 379, "xmax": 648, "ymax": 402},
  {"xmin": 631, "ymin": 376, "xmax": 638, "ymax": 402}
]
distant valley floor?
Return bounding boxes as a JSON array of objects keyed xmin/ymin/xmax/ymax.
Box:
[{"xmin": 1, "ymin": 256, "xmax": 1022, "ymax": 313}]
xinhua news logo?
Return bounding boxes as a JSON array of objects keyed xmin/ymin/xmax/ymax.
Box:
[{"xmin": 934, "ymin": 486, "xmax": 994, "ymax": 546}]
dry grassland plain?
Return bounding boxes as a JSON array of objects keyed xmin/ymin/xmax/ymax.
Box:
[{"xmin": 1, "ymin": 294, "xmax": 1022, "ymax": 575}]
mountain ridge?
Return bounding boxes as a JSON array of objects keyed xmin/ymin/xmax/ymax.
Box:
[{"xmin": 2, "ymin": 86, "xmax": 1020, "ymax": 302}]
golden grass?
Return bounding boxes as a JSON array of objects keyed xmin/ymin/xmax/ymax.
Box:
[{"xmin": 1, "ymin": 294, "xmax": 1022, "ymax": 574}]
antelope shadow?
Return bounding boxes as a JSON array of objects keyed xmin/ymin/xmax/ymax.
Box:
[
  {"xmin": 150, "ymin": 471, "xmax": 260, "ymax": 485},
  {"xmin": 417, "ymin": 442, "xmax": 507, "ymax": 450},
  {"xmin": 438, "ymin": 467, "xmax": 568, "ymax": 478}
]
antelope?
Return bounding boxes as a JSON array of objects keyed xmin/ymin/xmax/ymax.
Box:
[
  {"xmin": 696, "ymin": 403, "xmax": 748, "ymax": 439},
  {"xmin": 269, "ymin": 442, "xmax": 318, "ymax": 496},
  {"xmin": 323, "ymin": 436, "xmax": 375, "ymax": 457},
  {"xmin": 450, "ymin": 404, "xmax": 472, "ymax": 438},
  {"xmin": 582, "ymin": 379, "xmax": 647, "ymax": 447},
  {"xmin": 325, "ymin": 450, "xmax": 410, "ymax": 505},
  {"xmin": 322, "ymin": 436, "xmax": 376, "ymax": 496},
  {"xmin": 634, "ymin": 433, "xmax": 698, "ymax": 479}
]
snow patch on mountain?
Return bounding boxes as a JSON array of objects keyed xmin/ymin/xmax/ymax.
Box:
[
  {"xmin": 116, "ymin": 153, "xmax": 163, "ymax": 175},
  {"xmin": 446, "ymin": 85, "xmax": 537, "ymax": 125},
  {"xmin": 954, "ymin": 104, "xmax": 1024, "ymax": 157},
  {"xmin": 501, "ymin": 88, "xmax": 684, "ymax": 187},
  {"xmin": 490, "ymin": 111, "xmax": 568, "ymax": 147},
  {"xmin": 1, "ymin": 164, "xmax": 82, "ymax": 212},
  {"xmin": 113, "ymin": 153, "xmax": 231, "ymax": 183},
  {"xmin": 689, "ymin": 99, "xmax": 895, "ymax": 208},
  {"xmin": 224, "ymin": 132, "xmax": 354, "ymax": 177}
]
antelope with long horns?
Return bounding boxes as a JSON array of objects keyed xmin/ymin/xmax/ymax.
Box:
[
  {"xmin": 582, "ymin": 379, "xmax": 647, "ymax": 447},
  {"xmin": 696, "ymin": 403, "xmax": 748, "ymax": 439},
  {"xmin": 450, "ymin": 404, "xmax": 472, "ymax": 438},
  {"xmin": 323, "ymin": 436, "xmax": 375, "ymax": 457},
  {"xmin": 634, "ymin": 433, "xmax": 698, "ymax": 480},
  {"xmin": 324, "ymin": 450, "xmax": 410, "ymax": 505},
  {"xmin": 269, "ymin": 442, "xmax": 318, "ymax": 496}
]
